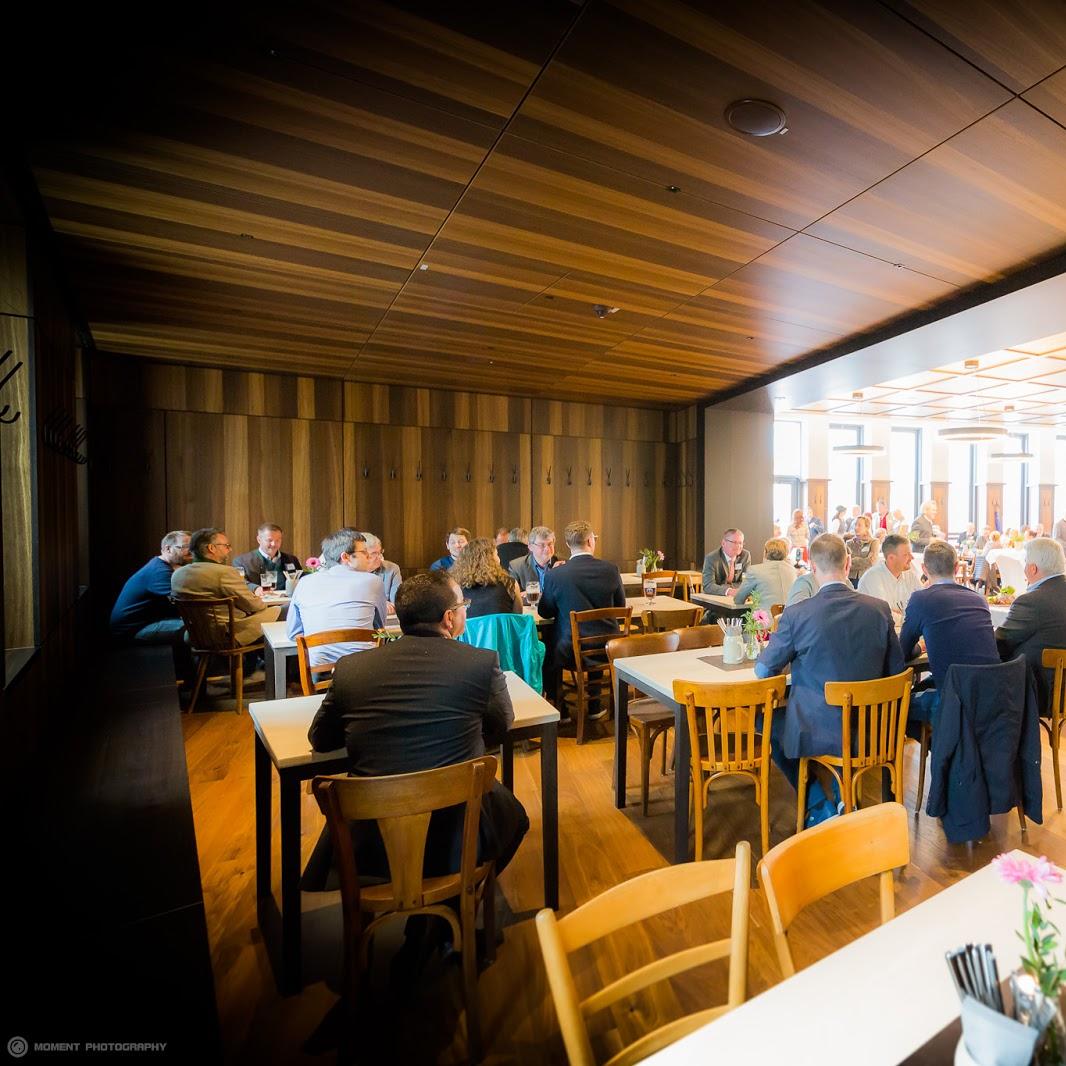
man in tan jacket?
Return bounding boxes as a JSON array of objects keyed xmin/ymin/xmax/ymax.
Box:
[{"xmin": 171, "ymin": 527, "xmax": 281, "ymax": 644}]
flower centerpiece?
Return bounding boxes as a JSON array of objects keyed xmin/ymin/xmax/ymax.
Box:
[
  {"xmin": 637, "ymin": 548, "xmax": 665, "ymax": 575},
  {"xmin": 304, "ymin": 556, "xmax": 322, "ymax": 573},
  {"xmin": 741, "ymin": 590, "xmax": 773, "ymax": 659},
  {"xmin": 992, "ymin": 852, "xmax": 1066, "ymax": 1062}
]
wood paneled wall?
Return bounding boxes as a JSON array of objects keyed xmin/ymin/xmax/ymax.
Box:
[
  {"xmin": 90, "ymin": 355, "xmax": 693, "ymax": 605},
  {"xmin": 668, "ymin": 406, "xmax": 700, "ymax": 569}
]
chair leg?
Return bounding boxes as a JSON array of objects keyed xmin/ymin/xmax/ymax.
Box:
[
  {"xmin": 692, "ymin": 778, "xmax": 704, "ymax": 862},
  {"xmin": 461, "ymin": 889, "xmax": 483, "ymax": 1063},
  {"xmin": 759, "ymin": 776, "xmax": 770, "ymax": 857},
  {"xmin": 1017, "ymin": 803, "xmax": 1027, "ymax": 836},
  {"xmin": 575, "ymin": 676, "xmax": 586, "ymax": 745},
  {"xmin": 234, "ymin": 653, "xmax": 244, "ymax": 715},
  {"xmin": 481, "ymin": 868, "xmax": 497, "ymax": 965},
  {"xmin": 639, "ymin": 726, "xmax": 651, "ymax": 818},
  {"xmin": 188, "ymin": 656, "xmax": 209, "ymax": 714},
  {"xmin": 1052, "ymin": 719, "xmax": 1063, "ymax": 811},
  {"xmin": 915, "ymin": 724, "xmax": 931, "ymax": 815},
  {"xmin": 796, "ymin": 758, "xmax": 809, "ymax": 835}
]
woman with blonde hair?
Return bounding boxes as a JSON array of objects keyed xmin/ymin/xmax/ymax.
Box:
[{"xmin": 451, "ymin": 537, "xmax": 523, "ymax": 617}]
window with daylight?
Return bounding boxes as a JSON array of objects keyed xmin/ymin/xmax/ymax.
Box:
[
  {"xmin": 773, "ymin": 421, "xmax": 802, "ymax": 530},
  {"xmin": 947, "ymin": 443, "xmax": 975, "ymax": 535},
  {"xmin": 1056, "ymin": 436, "xmax": 1066, "ymax": 521},
  {"xmin": 828, "ymin": 423, "xmax": 863, "ymax": 515},
  {"xmin": 1001, "ymin": 433, "xmax": 1029, "ymax": 530},
  {"xmin": 890, "ymin": 428, "xmax": 920, "ymax": 524}
]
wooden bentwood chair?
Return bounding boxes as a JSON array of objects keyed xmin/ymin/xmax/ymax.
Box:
[
  {"xmin": 642, "ymin": 570, "xmax": 679, "ymax": 597},
  {"xmin": 607, "ymin": 631, "xmax": 681, "ymax": 816},
  {"xmin": 672, "ymin": 625, "xmax": 723, "ymax": 651},
  {"xmin": 536, "ymin": 841, "xmax": 751, "ymax": 1066},
  {"xmin": 673, "ymin": 676, "xmax": 787, "ymax": 858},
  {"xmin": 312, "ymin": 756, "xmax": 498, "ymax": 1062},
  {"xmin": 795, "ymin": 669, "xmax": 913, "ymax": 834},
  {"xmin": 171, "ymin": 595, "xmax": 264, "ymax": 714},
  {"xmin": 758, "ymin": 803, "xmax": 909, "ymax": 978},
  {"xmin": 296, "ymin": 628, "xmax": 382, "ymax": 695},
  {"xmin": 641, "ymin": 605, "xmax": 703, "ymax": 632},
  {"xmin": 1041, "ymin": 648, "xmax": 1066, "ymax": 809},
  {"xmin": 562, "ymin": 607, "xmax": 633, "ymax": 744}
]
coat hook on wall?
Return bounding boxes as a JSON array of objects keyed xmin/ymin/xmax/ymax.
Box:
[
  {"xmin": 0, "ymin": 349, "xmax": 25, "ymax": 425},
  {"xmin": 441, "ymin": 464, "xmax": 448, "ymax": 482},
  {"xmin": 464, "ymin": 462, "xmax": 472, "ymax": 482},
  {"xmin": 566, "ymin": 465, "xmax": 572, "ymax": 486},
  {"xmin": 643, "ymin": 471, "xmax": 650, "ymax": 488},
  {"xmin": 605, "ymin": 466, "xmax": 612, "ymax": 487},
  {"xmin": 42, "ymin": 408, "xmax": 88, "ymax": 463},
  {"xmin": 585, "ymin": 466, "xmax": 592, "ymax": 486},
  {"xmin": 415, "ymin": 460, "xmax": 423, "ymax": 482},
  {"xmin": 511, "ymin": 464, "xmax": 519, "ymax": 485},
  {"xmin": 361, "ymin": 460, "xmax": 370, "ymax": 479},
  {"xmin": 545, "ymin": 465, "xmax": 552, "ymax": 485},
  {"xmin": 624, "ymin": 467, "xmax": 631, "ymax": 488},
  {"xmin": 488, "ymin": 464, "xmax": 496, "ymax": 484},
  {"xmin": 388, "ymin": 466, "xmax": 397, "ymax": 480}
]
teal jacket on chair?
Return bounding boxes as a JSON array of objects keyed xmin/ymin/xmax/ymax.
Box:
[{"xmin": 457, "ymin": 612, "xmax": 545, "ymax": 693}]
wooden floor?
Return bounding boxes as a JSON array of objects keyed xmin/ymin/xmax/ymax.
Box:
[{"xmin": 182, "ymin": 675, "xmax": 1066, "ymax": 1064}]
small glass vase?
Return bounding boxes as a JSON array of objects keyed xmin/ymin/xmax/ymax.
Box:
[
  {"xmin": 745, "ymin": 634, "xmax": 760, "ymax": 660},
  {"xmin": 1010, "ymin": 971, "xmax": 1066, "ymax": 1065}
]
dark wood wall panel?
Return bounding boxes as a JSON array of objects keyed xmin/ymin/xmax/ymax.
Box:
[
  {"xmin": 344, "ymin": 381, "xmax": 530, "ymax": 432},
  {"xmin": 532, "ymin": 399, "xmax": 665, "ymax": 442}
]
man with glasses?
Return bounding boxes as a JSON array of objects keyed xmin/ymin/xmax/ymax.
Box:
[
  {"xmin": 171, "ymin": 527, "xmax": 281, "ymax": 644},
  {"xmin": 361, "ymin": 531, "xmax": 402, "ymax": 604},
  {"xmin": 539, "ymin": 520, "xmax": 626, "ymax": 707},
  {"xmin": 702, "ymin": 528, "xmax": 751, "ymax": 598},
  {"xmin": 287, "ymin": 529, "xmax": 389, "ymax": 666},
  {"xmin": 304, "ymin": 570, "xmax": 529, "ymax": 903},
  {"xmin": 509, "ymin": 525, "xmax": 561, "ymax": 590}
]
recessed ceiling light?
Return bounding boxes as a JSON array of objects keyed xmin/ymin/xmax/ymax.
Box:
[
  {"xmin": 724, "ymin": 99, "xmax": 788, "ymax": 137},
  {"xmin": 592, "ymin": 305, "xmax": 620, "ymax": 319},
  {"xmin": 418, "ymin": 263, "xmax": 429, "ymax": 271},
  {"xmin": 666, "ymin": 185, "xmax": 681, "ymax": 193},
  {"xmin": 851, "ymin": 391, "xmax": 863, "ymax": 400},
  {"xmin": 964, "ymin": 359, "xmax": 979, "ymax": 370}
]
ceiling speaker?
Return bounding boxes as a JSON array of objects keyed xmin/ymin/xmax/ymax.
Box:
[{"xmin": 725, "ymin": 99, "xmax": 788, "ymax": 137}]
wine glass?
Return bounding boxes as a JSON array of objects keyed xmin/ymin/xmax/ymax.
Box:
[
  {"xmin": 261, "ymin": 571, "xmax": 276, "ymax": 594},
  {"xmin": 525, "ymin": 581, "xmax": 541, "ymax": 609},
  {"xmin": 643, "ymin": 577, "xmax": 657, "ymax": 605}
]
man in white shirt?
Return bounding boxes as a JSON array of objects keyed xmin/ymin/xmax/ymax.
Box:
[
  {"xmin": 287, "ymin": 529, "xmax": 388, "ymax": 666},
  {"xmin": 857, "ymin": 533, "xmax": 922, "ymax": 617}
]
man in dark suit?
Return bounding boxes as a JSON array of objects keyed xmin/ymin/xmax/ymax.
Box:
[
  {"xmin": 305, "ymin": 570, "xmax": 529, "ymax": 888},
  {"xmin": 909, "ymin": 500, "xmax": 940, "ymax": 551},
  {"xmin": 538, "ymin": 520, "xmax": 625, "ymax": 704},
  {"xmin": 899, "ymin": 540, "xmax": 999, "ymax": 732},
  {"xmin": 509, "ymin": 525, "xmax": 561, "ymax": 590},
  {"xmin": 496, "ymin": 528, "xmax": 530, "ymax": 570},
  {"xmin": 995, "ymin": 537, "xmax": 1066, "ymax": 714},
  {"xmin": 232, "ymin": 522, "xmax": 301, "ymax": 590},
  {"xmin": 701, "ymin": 528, "xmax": 752, "ymax": 598},
  {"xmin": 756, "ymin": 533, "xmax": 905, "ymax": 825}
]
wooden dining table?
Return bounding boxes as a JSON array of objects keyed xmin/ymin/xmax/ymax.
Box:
[{"xmin": 642, "ymin": 851, "xmax": 1056, "ymax": 1065}]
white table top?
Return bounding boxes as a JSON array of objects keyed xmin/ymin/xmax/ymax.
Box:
[
  {"xmin": 644, "ymin": 852, "xmax": 1051, "ymax": 1065},
  {"xmin": 690, "ymin": 592, "xmax": 748, "ymax": 611},
  {"xmin": 248, "ymin": 670, "xmax": 560, "ymax": 770},
  {"xmin": 626, "ymin": 595, "xmax": 697, "ymax": 614},
  {"xmin": 988, "ymin": 603, "xmax": 1010, "ymax": 628},
  {"xmin": 612, "ymin": 646, "xmax": 763, "ymax": 703},
  {"xmin": 620, "ymin": 570, "xmax": 701, "ymax": 584}
]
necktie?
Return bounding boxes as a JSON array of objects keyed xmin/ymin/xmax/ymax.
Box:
[{"xmin": 727, "ymin": 557, "xmax": 735, "ymax": 584}]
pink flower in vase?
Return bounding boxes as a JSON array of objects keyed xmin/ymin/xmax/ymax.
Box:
[
  {"xmin": 993, "ymin": 853, "xmax": 1063, "ymax": 900},
  {"xmin": 753, "ymin": 609, "xmax": 772, "ymax": 630},
  {"xmin": 304, "ymin": 556, "xmax": 320, "ymax": 572}
]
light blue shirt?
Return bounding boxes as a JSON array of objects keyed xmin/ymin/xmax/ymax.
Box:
[
  {"xmin": 287, "ymin": 564, "xmax": 388, "ymax": 666},
  {"xmin": 1028, "ymin": 574, "xmax": 1055, "ymax": 591}
]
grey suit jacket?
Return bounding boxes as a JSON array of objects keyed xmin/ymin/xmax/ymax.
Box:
[
  {"xmin": 910, "ymin": 514, "xmax": 935, "ymax": 549},
  {"xmin": 701, "ymin": 548, "xmax": 752, "ymax": 596},
  {"xmin": 171, "ymin": 561, "xmax": 280, "ymax": 645},
  {"xmin": 509, "ymin": 553, "xmax": 558, "ymax": 590},
  {"xmin": 734, "ymin": 560, "xmax": 796, "ymax": 608},
  {"xmin": 995, "ymin": 573, "xmax": 1066, "ymax": 712}
]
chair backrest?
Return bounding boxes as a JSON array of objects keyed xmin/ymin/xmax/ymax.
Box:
[
  {"xmin": 822, "ymin": 668, "xmax": 914, "ymax": 771},
  {"xmin": 311, "ymin": 755, "xmax": 497, "ymax": 913},
  {"xmin": 673, "ymin": 625, "xmax": 724, "ymax": 650},
  {"xmin": 641, "ymin": 605, "xmax": 702, "ymax": 632},
  {"xmin": 1041, "ymin": 647, "xmax": 1066, "ymax": 727},
  {"xmin": 457, "ymin": 611, "xmax": 546, "ymax": 691},
  {"xmin": 757, "ymin": 803, "xmax": 909, "ymax": 978},
  {"xmin": 296, "ymin": 628, "xmax": 381, "ymax": 694},
  {"xmin": 769, "ymin": 603, "xmax": 785, "ymax": 631},
  {"xmin": 569, "ymin": 607, "xmax": 633, "ymax": 673},
  {"xmin": 536, "ymin": 841, "xmax": 750, "ymax": 1066},
  {"xmin": 642, "ymin": 570, "xmax": 678, "ymax": 597},
  {"xmin": 673, "ymin": 676, "xmax": 787, "ymax": 773},
  {"xmin": 606, "ymin": 629, "xmax": 680, "ymax": 665},
  {"xmin": 171, "ymin": 595, "xmax": 238, "ymax": 651},
  {"xmin": 683, "ymin": 573, "xmax": 703, "ymax": 598}
]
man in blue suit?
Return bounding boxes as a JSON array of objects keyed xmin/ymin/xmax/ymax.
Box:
[
  {"xmin": 756, "ymin": 533, "xmax": 905, "ymax": 825},
  {"xmin": 539, "ymin": 519, "xmax": 626, "ymax": 705},
  {"xmin": 899, "ymin": 540, "xmax": 999, "ymax": 733}
]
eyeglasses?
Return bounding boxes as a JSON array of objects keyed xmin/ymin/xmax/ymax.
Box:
[
  {"xmin": 447, "ymin": 600, "xmax": 472, "ymax": 612},
  {"xmin": 212, "ymin": 541, "xmax": 232, "ymax": 551}
]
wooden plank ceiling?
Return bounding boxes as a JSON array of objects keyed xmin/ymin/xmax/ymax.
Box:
[{"xmin": 23, "ymin": 0, "xmax": 1066, "ymax": 406}]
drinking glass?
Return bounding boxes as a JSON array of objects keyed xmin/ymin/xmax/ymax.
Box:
[
  {"xmin": 261, "ymin": 571, "xmax": 276, "ymax": 593},
  {"xmin": 643, "ymin": 577, "xmax": 657, "ymax": 604},
  {"xmin": 235, "ymin": 565, "xmax": 246, "ymax": 580},
  {"xmin": 525, "ymin": 581, "xmax": 541, "ymax": 608}
]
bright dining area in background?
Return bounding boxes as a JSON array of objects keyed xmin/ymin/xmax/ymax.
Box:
[{"xmin": 6, "ymin": 3, "xmax": 1066, "ymax": 1065}]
